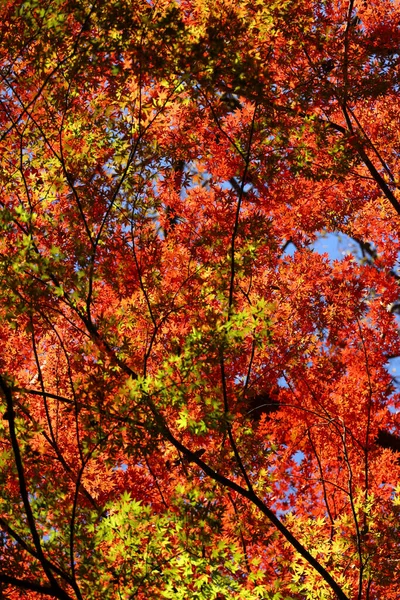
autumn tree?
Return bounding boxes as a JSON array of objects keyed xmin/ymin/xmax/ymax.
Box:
[{"xmin": 0, "ymin": 0, "xmax": 399, "ymax": 598}]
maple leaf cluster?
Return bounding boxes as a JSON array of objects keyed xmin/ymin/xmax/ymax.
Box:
[{"xmin": 0, "ymin": 0, "xmax": 399, "ymax": 599}]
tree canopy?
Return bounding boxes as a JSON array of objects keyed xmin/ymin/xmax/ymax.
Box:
[{"xmin": 0, "ymin": 0, "xmax": 400, "ymax": 598}]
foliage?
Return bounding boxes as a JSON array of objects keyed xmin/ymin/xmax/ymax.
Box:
[{"xmin": 0, "ymin": 0, "xmax": 399, "ymax": 598}]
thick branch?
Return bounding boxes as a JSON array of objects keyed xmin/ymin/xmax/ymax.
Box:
[
  {"xmin": 0, "ymin": 574, "xmax": 64, "ymax": 598},
  {"xmin": 152, "ymin": 411, "xmax": 350, "ymax": 600},
  {"xmin": 0, "ymin": 375, "xmax": 73, "ymax": 600}
]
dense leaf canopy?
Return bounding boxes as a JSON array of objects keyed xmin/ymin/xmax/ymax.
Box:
[{"xmin": 0, "ymin": 0, "xmax": 399, "ymax": 598}]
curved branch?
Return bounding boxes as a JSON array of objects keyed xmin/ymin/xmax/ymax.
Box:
[{"xmin": 0, "ymin": 375, "xmax": 73, "ymax": 600}]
